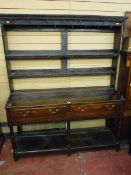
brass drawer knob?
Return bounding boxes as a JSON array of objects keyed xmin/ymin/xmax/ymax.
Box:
[
  {"xmin": 22, "ymin": 113, "xmax": 28, "ymax": 117},
  {"xmin": 49, "ymin": 108, "xmax": 59, "ymax": 114},
  {"xmin": 78, "ymin": 106, "xmax": 87, "ymax": 112},
  {"xmin": 105, "ymin": 104, "xmax": 115, "ymax": 110},
  {"xmin": 67, "ymin": 101, "xmax": 70, "ymax": 104},
  {"xmin": 19, "ymin": 110, "xmax": 30, "ymax": 117},
  {"xmin": 81, "ymin": 109, "xmax": 85, "ymax": 112}
]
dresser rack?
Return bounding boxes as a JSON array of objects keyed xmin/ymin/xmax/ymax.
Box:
[{"xmin": 0, "ymin": 14, "xmax": 126, "ymax": 160}]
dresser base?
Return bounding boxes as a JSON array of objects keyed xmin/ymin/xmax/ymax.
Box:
[
  {"xmin": 12, "ymin": 127, "xmax": 120, "ymax": 160},
  {"xmin": 6, "ymin": 88, "xmax": 124, "ymax": 160}
]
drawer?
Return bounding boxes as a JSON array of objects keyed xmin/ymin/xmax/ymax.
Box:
[
  {"xmin": 8, "ymin": 106, "xmax": 67, "ymax": 124},
  {"xmin": 70, "ymin": 102, "xmax": 122, "ymax": 120},
  {"xmin": 128, "ymin": 87, "xmax": 131, "ymax": 100},
  {"xmin": 123, "ymin": 37, "xmax": 131, "ymax": 52},
  {"xmin": 124, "ymin": 102, "xmax": 131, "ymax": 117}
]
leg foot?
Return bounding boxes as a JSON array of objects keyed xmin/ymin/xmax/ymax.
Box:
[
  {"xmin": 13, "ymin": 153, "xmax": 19, "ymax": 161},
  {"xmin": 116, "ymin": 143, "xmax": 120, "ymax": 152},
  {"xmin": 67, "ymin": 145, "xmax": 71, "ymax": 156},
  {"xmin": 128, "ymin": 144, "xmax": 131, "ymax": 155}
]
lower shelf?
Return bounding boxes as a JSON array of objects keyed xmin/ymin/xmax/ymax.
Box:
[
  {"xmin": 15, "ymin": 129, "xmax": 67, "ymax": 155},
  {"xmin": 13, "ymin": 127, "xmax": 119, "ymax": 159},
  {"xmin": 70, "ymin": 127, "xmax": 119, "ymax": 151}
]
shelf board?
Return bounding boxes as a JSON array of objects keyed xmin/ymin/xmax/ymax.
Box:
[
  {"xmin": 0, "ymin": 14, "xmax": 126, "ymax": 27},
  {"xmin": 13, "ymin": 127, "xmax": 118, "ymax": 157},
  {"xmin": 6, "ymin": 50, "xmax": 61, "ymax": 59},
  {"xmin": 9, "ymin": 67, "xmax": 115, "ymax": 79},
  {"xmin": 6, "ymin": 27, "xmax": 115, "ymax": 33},
  {"xmin": 70, "ymin": 127, "xmax": 119, "ymax": 151},
  {"xmin": 12, "ymin": 86, "xmax": 115, "ymax": 95},
  {"xmin": 6, "ymin": 87, "xmax": 124, "ymax": 108},
  {"xmin": 15, "ymin": 130, "xmax": 67, "ymax": 155},
  {"xmin": 67, "ymin": 50, "xmax": 118, "ymax": 58},
  {"xmin": 6, "ymin": 50, "xmax": 118, "ymax": 59}
]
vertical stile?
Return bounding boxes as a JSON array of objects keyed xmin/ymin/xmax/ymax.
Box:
[
  {"xmin": 61, "ymin": 31, "xmax": 70, "ymax": 143},
  {"xmin": 111, "ymin": 26, "xmax": 122, "ymax": 88},
  {"xmin": 107, "ymin": 26, "xmax": 123, "ymax": 143},
  {"xmin": 1, "ymin": 25, "xmax": 14, "ymax": 92},
  {"xmin": 61, "ymin": 31, "xmax": 68, "ymax": 73},
  {"xmin": 1, "ymin": 25, "xmax": 23, "ymax": 132},
  {"xmin": 67, "ymin": 121, "xmax": 71, "ymax": 155}
]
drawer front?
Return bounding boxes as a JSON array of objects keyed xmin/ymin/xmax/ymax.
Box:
[
  {"xmin": 124, "ymin": 102, "xmax": 131, "ymax": 117},
  {"xmin": 70, "ymin": 102, "xmax": 122, "ymax": 120},
  {"xmin": 8, "ymin": 106, "xmax": 67, "ymax": 124},
  {"xmin": 128, "ymin": 87, "xmax": 131, "ymax": 100}
]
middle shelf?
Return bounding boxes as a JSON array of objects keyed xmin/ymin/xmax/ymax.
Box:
[
  {"xmin": 9, "ymin": 67, "xmax": 116, "ymax": 78},
  {"xmin": 6, "ymin": 49, "xmax": 118, "ymax": 59}
]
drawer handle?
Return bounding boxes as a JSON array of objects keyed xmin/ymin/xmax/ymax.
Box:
[
  {"xmin": 81, "ymin": 109, "xmax": 86, "ymax": 112},
  {"xmin": 105, "ymin": 104, "xmax": 115, "ymax": 110},
  {"xmin": 19, "ymin": 111, "xmax": 30, "ymax": 117},
  {"xmin": 49, "ymin": 108, "xmax": 59, "ymax": 114},
  {"xmin": 78, "ymin": 107, "xmax": 87, "ymax": 112},
  {"xmin": 126, "ymin": 57, "xmax": 131, "ymax": 67}
]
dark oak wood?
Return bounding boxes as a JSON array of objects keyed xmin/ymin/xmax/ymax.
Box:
[
  {"xmin": 9, "ymin": 67, "xmax": 115, "ymax": 79},
  {"xmin": 122, "ymin": 37, "xmax": 131, "ymax": 51},
  {"xmin": 121, "ymin": 117, "xmax": 131, "ymax": 140},
  {"xmin": 6, "ymin": 87, "xmax": 123, "ymax": 107},
  {"xmin": 7, "ymin": 105, "xmax": 68, "ymax": 125},
  {"xmin": 111, "ymin": 27, "xmax": 122, "ymax": 88},
  {"xmin": 70, "ymin": 127, "xmax": 119, "ymax": 151},
  {"xmin": 0, "ymin": 133, "xmax": 5, "ymax": 151},
  {"xmin": 0, "ymin": 14, "xmax": 126, "ymax": 28},
  {"xmin": 123, "ymin": 12, "xmax": 131, "ymax": 37},
  {"xmin": 1, "ymin": 25, "xmax": 14, "ymax": 91},
  {"xmin": 5, "ymin": 87, "xmax": 125, "ymax": 160},
  {"xmin": 70, "ymin": 102, "xmax": 122, "ymax": 120},
  {"xmin": 1, "ymin": 14, "xmax": 126, "ymax": 160},
  {"xmin": 6, "ymin": 88, "xmax": 123, "ymax": 125},
  {"xmin": 12, "ymin": 127, "xmax": 119, "ymax": 159},
  {"xmin": 118, "ymin": 13, "xmax": 131, "ymax": 153},
  {"xmin": 118, "ymin": 51, "xmax": 131, "ymax": 117},
  {"xmin": 6, "ymin": 50, "xmax": 118, "ymax": 59},
  {"xmin": 117, "ymin": 50, "xmax": 131, "ymax": 143},
  {"xmin": 129, "ymin": 121, "xmax": 131, "ymax": 154}
]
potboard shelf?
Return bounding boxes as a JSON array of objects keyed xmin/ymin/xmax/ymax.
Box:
[
  {"xmin": 70, "ymin": 127, "xmax": 119, "ymax": 150},
  {"xmin": 13, "ymin": 127, "xmax": 119, "ymax": 158}
]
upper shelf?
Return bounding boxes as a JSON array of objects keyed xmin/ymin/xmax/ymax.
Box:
[
  {"xmin": 0, "ymin": 14, "xmax": 127, "ymax": 29},
  {"xmin": 6, "ymin": 50, "xmax": 118, "ymax": 59}
]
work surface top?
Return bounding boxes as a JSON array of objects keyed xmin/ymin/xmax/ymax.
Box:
[{"xmin": 6, "ymin": 87, "xmax": 124, "ymax": 108}]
